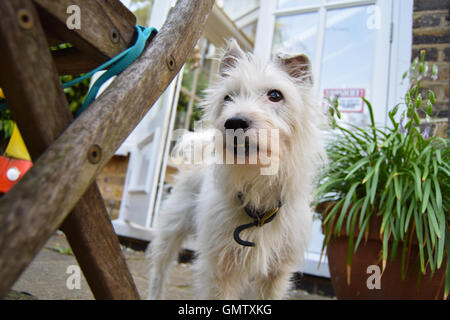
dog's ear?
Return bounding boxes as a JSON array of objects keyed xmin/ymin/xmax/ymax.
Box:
[
  {"xmin": 219, "ymin": 38, "xmax": 245, "ymax": 77},
  {"xmin": 276, "ymin": 53, "xmax": 313, "ymax": 85}
]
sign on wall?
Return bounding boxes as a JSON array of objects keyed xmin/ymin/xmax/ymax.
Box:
[{"xmin": 323, "ymin": 88, "xmax": 366, "ymax": 113}]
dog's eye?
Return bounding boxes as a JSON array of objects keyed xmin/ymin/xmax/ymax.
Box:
[
  {"xmin": 224, "ymin": 95, "xmax": 233, "ymax": 102},
  {"xmin": 267, "ymin": 90, "xmax": 283, "ymax": 102}
]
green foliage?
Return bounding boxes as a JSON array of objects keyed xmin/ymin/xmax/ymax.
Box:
[
  {"xmin": 0, "ymin": 43, "xmax": 91, "ymax": 150},
  {"xmin": 317, "ymin": 51, "xmax": 450, "ymax": 299},
  {"xmin": 178, "ymin": 59, "xmax": 207, "ymax": 130},
  {"xmin": 0, "ymin": 100, "xmax": 13, "ymax": 140},
  {"xmin": 50, "ymin": 244, "xmax": 73, "ymax": 256},
  {"xmin": 50, "ymin": 43, "xmax": 91, "ymax": 115},
  {"xmin": 61, "ymin": 74, "xmax": 91, "ymax": 115},
  {"xmin": 128, "ymin": 0, "xmax": 154, "ymax": 26}
]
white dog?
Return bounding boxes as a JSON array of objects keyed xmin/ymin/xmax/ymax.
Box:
[{"xmin": 147, "ymin": 39, "xmax": 326, "ymax": 300}]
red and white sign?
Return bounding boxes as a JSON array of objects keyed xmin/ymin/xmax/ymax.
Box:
[{"xmin": 323, "ymin": 88, "xmax": 365, "ymax": 113}]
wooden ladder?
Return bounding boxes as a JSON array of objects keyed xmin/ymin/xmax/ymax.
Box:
[{"xmin": 0, "ymin": 0, "xmax": 213, "ymax": 299}]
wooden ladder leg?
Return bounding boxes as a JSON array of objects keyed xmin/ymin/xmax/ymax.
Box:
[
  {"xmin": 0, "ymin": 0, "xmax": 139, "ymax": 299},
  {"xmin": 61, "ymin": 185, "xmax": 140, "ymax": 299}
]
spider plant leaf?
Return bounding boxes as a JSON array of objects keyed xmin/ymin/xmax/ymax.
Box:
[
  {"xmin": 323, "ymin": 198, "xmax": 344, "ymax": 225},
  {"xmin": 362, "ymin": 97, "xmax": 376, "ymax": 129},
  {"xmin": 396, "ymin": 195, "xmax": 402, "ymax": 220},
  {"xmin": 424, "ymin": 220, "xmax": 435, "ymax": 273},
  {"xmin": 440, "ymin": 166, "xmax": 450, "ymax": 178},
  {"xmin": 414, "ymin": 209, "xmax": 425, "ymax": 273},
  {"xmin": 367, "ymin": 142, "xmax": 376, "ymax": 154},
  {"xmin": 422, "ymin": 165, "xmax": 429, "ymax": 183},
  {"xmin": 390, "ymin": 237, "xmax": 399, "ymax": 262},
  {"xmin": 370, "ymin": 158, "xmax": 383, "ymax": 204},
  {"xmin": 412, "ymin": 163, "xmax": 422, "ymax": 201},
  {"xmin": 344, "ymin": 158, "xmax": 369, "ymax": 180},
  {"xmin": 430, "ymin": 192, "xmax": 444, "ymax": 228},
  {"xmin": 390, "ymin": 213, "xmax": 399, "ymax": 241},
  {"xmin": 398, "ymin": 201, "xmax": 407, "ymax": 241},
  {"xmin": 316, "ymin": 178, "xmax": 345, "ymax": 197},
  {"xmin": 421, "ymin": 178, "xmax": 431, "ymax": 214},
  {"xmin": 358, "ymin": 196, "xmax": 370, "ymax": 227},
  {"xmin": 355, "ymin": 211, "xmax": 372, "ymax": 253},
  {"xmin": 436, "ymin": 216, "xmax": 445, "ymax": 268},
  {"xmin": 432, "ymin": 176, "xmax": 442, "ymax": 212},
  {"xmin": 321, "ymin": 212, "xmax": 336, "ymax": 258},
  {"xmin": 336, "ymin": 182, "xmax": 360, "ymax": 235},
  {"xmin": 393, "ymin": 174, "xmax": 401, "ymax": 200},
  {"xmin": 380, "ymin": 189, "xmax": 395, "ymax": 235},
  {"xmin": 346, "ymin": 204, "xmax": 360, "ymax": 280},
  {"xmin": 346, "ymin": 198, "xmax": 364, "ymax": 234},
  {"xmin": 432, "ymin": 158, "xmax": 438, "ymax": 177},
  {"xmin": 426, "ymin": 201, "xmax": 441, "ymax": 239},
  {"xmin": 444, "ymin": 237, "xmax": 450, "ymax": 299},
  {"xmin": 436, "ymin": 149, "xmax": 442, "ymax": 164},
  {"xmin": 382, "ymin": 225, "xmax": 390, "ymax": 273},
  {"xmin": 405, "ymin": 199, "xmax": 415, "ymax": 233},
  {"xmin": 362, "ymin": 166, "xmax": 375, "ymax": 185},
  {"xmin": 385, "ymin": 169, "xmax": 396, "ymax": 190}
]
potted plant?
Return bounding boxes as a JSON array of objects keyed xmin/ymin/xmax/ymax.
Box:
[{"xmin": 316, "ymin": 52, "xmax": 449, "ymax": 300}]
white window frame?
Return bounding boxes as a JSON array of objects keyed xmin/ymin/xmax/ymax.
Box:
[
  {"xmin": 255, "ymin": 0, "xmax": 412, "ymax": 126},
  {"xmin": 254, "ymin": 0, "xmax": 413, "ymax": 277}
]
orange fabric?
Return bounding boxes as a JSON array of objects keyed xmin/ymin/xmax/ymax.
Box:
[{"xmin": 0, "ymin": 156, "xmax": 33, "ymax": 193}]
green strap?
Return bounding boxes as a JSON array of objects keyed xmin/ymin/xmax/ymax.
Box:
[{"xmin": 63, "ymin": 25, "xmax": 157, "ymax": 117}]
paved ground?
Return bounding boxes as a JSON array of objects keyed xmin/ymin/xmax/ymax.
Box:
[{"xmin": 8, "ymin": 232, "xmax": 332, "ymax": 300}]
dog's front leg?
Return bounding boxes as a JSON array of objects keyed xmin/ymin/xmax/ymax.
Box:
[
  {"xmin": 147, "ymin": 227, "xmax": 189, "ymax": 300},
  {"xmin": 195, "ymin": 257, "xmax": 245, "ymax": 300},
  {"xmin": 252, "ymin": 268, "xmax": 293, "ymax": 300}
]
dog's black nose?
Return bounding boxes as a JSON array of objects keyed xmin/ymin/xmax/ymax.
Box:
[{"xmin": 224, "ymin": 117, "xmax": 250, "ymax": 131}]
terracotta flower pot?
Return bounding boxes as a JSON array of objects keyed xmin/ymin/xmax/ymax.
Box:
[{"xmin": 319, "ymin": 203, "xmax": 447, "ymax": 300}]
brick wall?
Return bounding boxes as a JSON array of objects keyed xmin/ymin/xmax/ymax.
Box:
[
  {"xmin": 412, "ymin": 0, "xmax": 449, "ymax": 136},
  {"xmin": 96, "ymin": 155, "xmax": 129, "ymax": 220}
]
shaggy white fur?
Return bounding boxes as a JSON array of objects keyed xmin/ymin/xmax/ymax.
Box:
[{"xmin": 147, "ymin": 39, "xmax": 326, "ymax": 300}]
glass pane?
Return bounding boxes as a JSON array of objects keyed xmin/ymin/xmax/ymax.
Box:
[
  {"xmin": 120, "ymin": 0, "xmax": 154, "ymax": 26},
  {"xmin": 272, "ymin": 12, "xmax": 319, "ymax": 65},
  {"xmin": 320, "ymin": 6, "xmax": 375, "ymax": 127},
  {"xmin": 241, "ymin": 21, "xmax": 258, "ymax": 42},
  {"xmin": 277, "ymin": 0, "xmax": 321, "ymax": 10}
]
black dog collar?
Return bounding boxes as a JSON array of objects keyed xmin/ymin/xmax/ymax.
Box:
[{"xmin": 233, "ymin": 192, "xmax": 282, "ymax": 247}]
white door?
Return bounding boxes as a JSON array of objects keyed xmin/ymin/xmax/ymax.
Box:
[
  {"xmin": 254, "ymin": 0, "xmax": 413, "ymax": 277},
  {"xmin": 113, "ymin": 0, "xmax": 181, "ymax": 240}
]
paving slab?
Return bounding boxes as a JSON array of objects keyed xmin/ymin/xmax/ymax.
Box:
[{"xmin": 9, "ymin": 232, "xmax": 332, "ymax": 300}]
